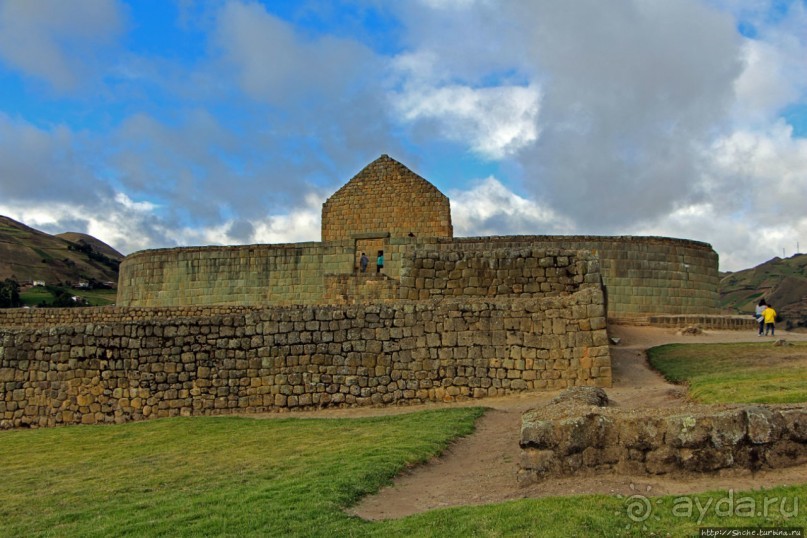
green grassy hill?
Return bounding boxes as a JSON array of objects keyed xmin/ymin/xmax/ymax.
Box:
[
  {"xmin": 56, "ymin": 231, "xmax": 124, "ymax": 261},
  {"xmin": 720, "ymin": 253, "xmax": 807, "ymax": 328},
  {"xmin": 0, "ymin": 215, "xmax": 122, "ymax": 288}
]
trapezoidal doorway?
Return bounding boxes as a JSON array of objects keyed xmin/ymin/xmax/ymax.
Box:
[{"xmin": 354, "ymin": 233, "xmax": 389, "ymax": 274}]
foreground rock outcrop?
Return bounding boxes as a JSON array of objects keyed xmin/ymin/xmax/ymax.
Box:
[{"xmin": 518, "ymin": 387, "xmax": 807, "ymax": 484}]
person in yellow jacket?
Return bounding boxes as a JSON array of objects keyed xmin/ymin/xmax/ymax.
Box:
[{"xmin": 763, "ymin": 304, "xmax": 777, "ymax": 336}]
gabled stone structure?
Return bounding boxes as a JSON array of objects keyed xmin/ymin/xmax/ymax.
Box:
[{"xmin": 321, "ymin": 154, "xmax": 452, "ymax": 242}]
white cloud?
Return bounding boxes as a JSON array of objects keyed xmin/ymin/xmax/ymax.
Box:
[
  {"xmin": 629, "ymin": 120, "xmax": 807, "ymax": 270},
  {"xmin": 710, "ymin": 121, "xmax": 807, "ymax": 217},
  {"xmin": 174, "ymin": 192, "xmax": 324, "ymax": 247},
  {"xmin": 0, "ymin": 0, "xmax": 126, "ymax": 91},
  {"xmin": 393, "ymin": 83, "xmax": 541, "ymax": 159},
  {"xmin": 449, "ymin": 177, "xmax": 574, "ymax": 237},
  {"xmin": 733, "ymin": 39, "xmax": 803, "ymax": 125},
  {"xmin": 499, "ymin": 1, "xmax": 745, "ymax": 228},
  {"xmin": 636, "ymin": 199, "xmax": 807, "ymax": 272},
  {"xmin": 251, "ymin": 194, "xmax": 323, "ymax": 245},
  {"xmin": 113, "ymin": 192, "xmax": 158, "ymax": 213}
]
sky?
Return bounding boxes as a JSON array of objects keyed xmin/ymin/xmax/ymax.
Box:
[{"xmin": 0, "ymin": 0, "xmax": 805, "ymax": 272}]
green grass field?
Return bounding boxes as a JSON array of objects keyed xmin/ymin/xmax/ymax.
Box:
[
  {"xmin": 2, "ymin": 343, "xmax": 807, "ymax": 536},
  {"xmin": 19, "ymin": 287, "xmax": 53, "ymax": 306},
  {"xmin": 1, "ymin": 411, "xmax": 805, "ymax": 536},
  {"xmin": 20, "ymin": 286, "xmax": 117, "ymax": 307},
  {"xmin": 76, "ymin": 288, "xmax": 118, "ymax": 306},
  {"xmin": 648, "ymin": 342, "xmax": 807, "ymax": 403}
]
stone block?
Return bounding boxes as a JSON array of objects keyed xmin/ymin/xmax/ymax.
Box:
[{"xmin": 746, "ymin": 407, "xmax": 784, "ymax": 444}]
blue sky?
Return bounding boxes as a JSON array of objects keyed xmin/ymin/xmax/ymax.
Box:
[{"xmin": 0, "ymin": 0, "xmax": 806, "ymax": 271}]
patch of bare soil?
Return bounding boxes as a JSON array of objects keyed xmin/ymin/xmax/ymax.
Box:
[{"xmin": 346, "ymin": 326, "xmax": 807, "ymax": 520}]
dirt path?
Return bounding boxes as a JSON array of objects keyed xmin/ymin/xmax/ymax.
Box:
[{"xmin": 347, "ymin": 326, "xmax": 807, "ymax": 520}]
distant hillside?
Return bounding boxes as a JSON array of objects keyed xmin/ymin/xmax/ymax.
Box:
[
  {"xmin": 720, "ymin": 253, "xmax": 807, "ymax": 329},
  {"xmin": 56, "ymin": 232, "xmax": 123, "ymax": 260},
  {"xmin": 0, "ymin": 216, "xmax": 122, "ymax": 286}
]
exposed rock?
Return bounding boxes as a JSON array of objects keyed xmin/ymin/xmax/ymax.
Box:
[
  {"xmin": 519, "ymin": 401, "xmax": 807, "ymax": 483},
  {"xmin": 551, "ymin": 386, "xmax": 609, "ymax": 407}
]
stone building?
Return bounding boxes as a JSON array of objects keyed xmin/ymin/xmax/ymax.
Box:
[
  {"xmin": 0, "ymin": 154, "xmax": 722, "ymax": 426},
  {"xmin": 117, "ymin": 154, "xmax": 720, "ymax": 320}
]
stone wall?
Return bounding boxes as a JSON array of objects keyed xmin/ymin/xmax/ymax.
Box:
[
  {"xmin": 0, "ymin": 290, "xmax": 609, "ymax": 428},
  {"xmin": 117, "ymin": 240, "xmax": 424, "ymax": 307},
  {"xmin": 449, "ymin": 236, "xmax": 719, "ymax": 318},
  {"xmin": 0, "ymin": 305, "xmax": 269, "ymax": 329},
  {"xmin": 117, "ymin": 243, "xmax": 595, "ymax": 308},
  {"xmin": 117, "ymin": 242, "xmax": 355, "ymax": 307},
  {"xmin": 117, "ymin": 235, "xmax": 718, "ymax": 319},
  {"xmin": 398, "ymin": 247, "xmax": 600, "ymax": 300},
  {"xmin": 321, "ymin": 155, "xmax": 452, "ymax": 242},
  {"xmin": 644, "ymin": 315, "xmax": 757, "ymax": 331},
  {"xmin": 518, "ymin": 390, "xmax": 807, "ymax": 484},
  {"xmin": 323, "ymin": 274, "xmax": 399, "ymax": 304}
]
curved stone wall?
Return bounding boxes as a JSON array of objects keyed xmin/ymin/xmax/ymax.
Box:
[
  {"xmin": 117, "ymin": 235, "xmax": 717, "ymax": 318},
  {"xmin": 117, "ymin": 242, "xmax": 355, "ymax": 307},
  {"xmin": 449, "ymin": 236, "xmax": 719, "ymax": 318}
]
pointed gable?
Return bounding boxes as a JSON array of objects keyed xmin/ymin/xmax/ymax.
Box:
[{"xmin": 321, "ymin": 154, "xmax": 453, "ymax": 242}]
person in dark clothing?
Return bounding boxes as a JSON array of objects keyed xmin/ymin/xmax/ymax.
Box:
[{"xmin": 755, "ymin": 299, "xmax": 767, "ymax": 336}]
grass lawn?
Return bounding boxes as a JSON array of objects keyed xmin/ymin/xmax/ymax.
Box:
[
  {"xmin": 19, "ymin": 287, "xmax": 53, "ymax": 306},
  {"xmin": 77, "ymin": 288, "xmax": 118, "ymax": 306},
  {"xmin": 648, "ymin": 342, "xmax": 807, "ymax": 404},
  {"xmin": 1, "ymin": 407, "xmax": 805, "ymax": 537},
  {"xmin": 20, "ymin": 287, "xmax": 117, "ymax": 307}
]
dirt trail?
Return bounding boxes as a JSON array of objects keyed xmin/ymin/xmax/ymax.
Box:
[{"xmin": 345, "ymin": 326, "xmax": 807, "ymax": 520}]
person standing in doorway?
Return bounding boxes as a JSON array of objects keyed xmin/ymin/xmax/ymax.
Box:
[
  {"xmin": 376, "ymin": 250, "xmax": 384, "ymax": 274},
  {"xmin": 360, "ymin": 252, "xmax": 369, "ymax": 273}
]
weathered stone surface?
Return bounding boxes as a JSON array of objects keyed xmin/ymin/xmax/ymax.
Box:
[
  {"xmin": 520, "ymin": 414, "xmax": 555, "ymax": 448},
  {"xmin": 321, "ymin": 155, "xmax": 452, "ymax": 242},
  {"xmin": 746, "ymin": 406, "xmax": 785, "ymax": 444},
  {"xmin": 782, "ymin": 408, "xmax": 807, "ymax": 441},
  {"xmin": 519, "ymin": 402, "xmax": 807, "ymax": 482},
  {"xmin": 553, "ymin": 414, "xmax": 611, "ymax": 455},
  {"xmin": 0, "ymin": 294, "xmax": 612, "ymax": 429},
  {"xmin": 619, "ymin": 416, "xmax": 665, "ymax": 450},
  {"xmin": 551, "ymin": 386, "xmax": 609, "ymax": 407}
]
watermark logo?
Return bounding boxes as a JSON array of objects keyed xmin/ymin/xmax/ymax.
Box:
[
  {"xmin": 616, "ymin": 484, "xmax": 662, "ymax": 531},
  {"xmin": 616, "ymin": 484, "xmax": 800, "ymax": 529}
]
